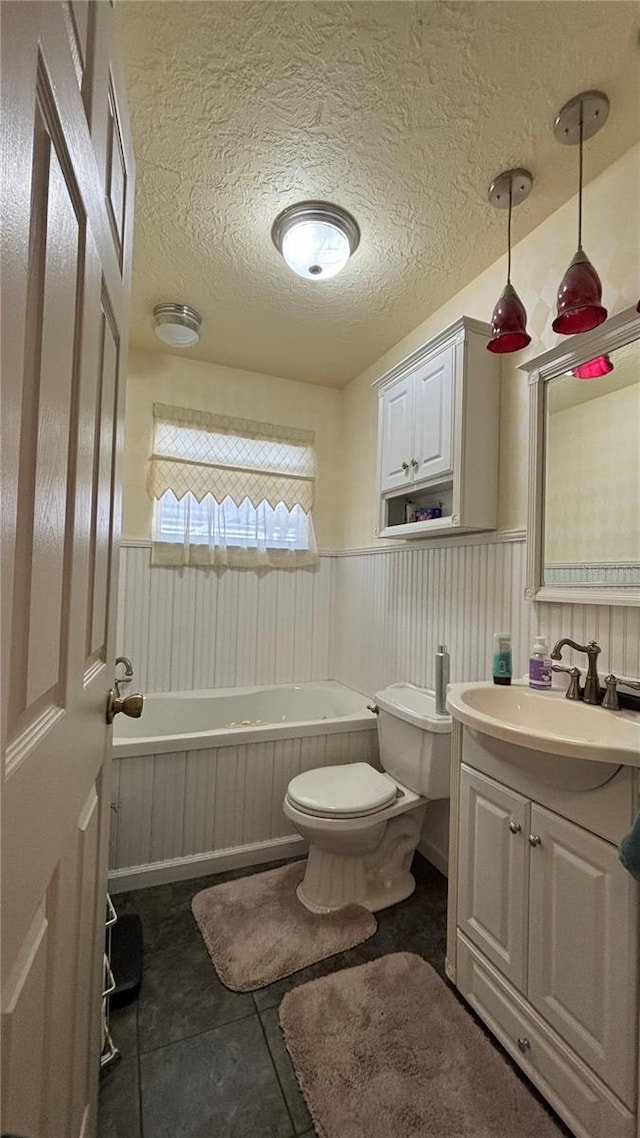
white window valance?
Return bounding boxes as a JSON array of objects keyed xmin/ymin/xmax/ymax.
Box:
[{"xmin": 148, "ymin": 403, "xmax": 316, "ymax": 513}]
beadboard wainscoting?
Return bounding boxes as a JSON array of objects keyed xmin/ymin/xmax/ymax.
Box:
[
  {"xmin": 332, "ymin": 533, "xmax": 533, "ymax": 697},
  {"xmin": 331, "ymin": 533, "xmax": 640, "ymax": 697},
  {"xmin": 109, "ymin": 729, "xmax": 378, "ymax": 890},
  {"xmin": 117, "ymin": 542, "xmax": 334, "ymax": 693},
  {"xmin": 115, "ymin": 534, "xmax": 640, "ymax": 885}
]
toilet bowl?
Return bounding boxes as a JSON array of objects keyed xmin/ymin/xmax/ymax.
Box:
[{"xmin": 283, "ymin": 683, "xmax": 452, "ymax": 913}]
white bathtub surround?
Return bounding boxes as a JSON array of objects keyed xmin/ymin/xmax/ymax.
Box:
[
  {"xmin": 283, "ymin": 684, "xmax": 451, "ymax": 913},
  {"xmin": 109, "ymin": 682, "xmax": 378, "ymax": 891}
]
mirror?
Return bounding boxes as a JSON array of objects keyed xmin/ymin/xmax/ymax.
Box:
[{"xmin": 523, "ymin": 305, "xmax": 640, "ymax": 605}]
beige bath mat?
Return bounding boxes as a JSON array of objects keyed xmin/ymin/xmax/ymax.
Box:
[
  {"xmin": 191, "ymin": 861, "xmax": 377, "ymax": 992},
  {"xmin": 279, "ymin": 952, "xmax": 566, "ymax": 1138}
]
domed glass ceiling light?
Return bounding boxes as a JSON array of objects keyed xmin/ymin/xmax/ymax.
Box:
[
  {"xmin": 271, "ymin": 201, "xmax": 360, "ymax": 280},
  {"xmin": 552, "ymin": 90, "xmax": 609, "ymax": 335},
  {"xmin": 486, "ymin": 168, "xmax": 533, "ymax": 354},
  {"xmin": 153, "ymin": 304, "xmax": 202, "ymax": 348}
]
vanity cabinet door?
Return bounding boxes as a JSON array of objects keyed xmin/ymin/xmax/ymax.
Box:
[
  {"xmin": 528, "ymin": 805, "xmax": 638, "ymax": 1108},
  {"xmin": 458, "ymin": 765, "xmax": 530, "ymax": 991},
  {"xmin": 379, "ymin": 375, "xmax": 414, "ymax": 492},
  {"xmin": 411, "ymin": 345, "xmax": 454, "ymax": 484}
]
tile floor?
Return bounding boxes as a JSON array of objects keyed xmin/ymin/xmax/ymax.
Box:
[{"xmin": 99, "ymin": 853, "xmax": 570, "ymax": 1138}]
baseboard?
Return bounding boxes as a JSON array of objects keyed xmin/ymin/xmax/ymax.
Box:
[
  {"xmin": 107, "ymin": 834, "xmax": 307, "ymax": 893},
  {"xmin": 417, "ymin": 835, "xmax": 448, "ymax": 878}
]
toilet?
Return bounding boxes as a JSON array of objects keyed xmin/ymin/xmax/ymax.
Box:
[{"xmin": 283, "ymin": 683, "xmax": 452, "ymax": 913}]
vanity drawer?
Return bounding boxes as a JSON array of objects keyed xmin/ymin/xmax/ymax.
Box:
[{"xmin": 456, "ymin": 933, "xmax": 635, "ymax": 1138}]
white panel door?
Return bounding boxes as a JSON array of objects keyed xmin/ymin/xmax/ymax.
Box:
[
  {"xmin": 458, "ymin": 765, "xmax": 529, "ymax": 991},
  {"xmin": 412, "ymin": 345, "xmax": 454, "ymax": 484},
  {"xmin": 379, "ymin": 375, "xmax": 413, "ymax": 492},
  {"xmin": 528, "ymin": 804, "xmax": 638, "ymax": 1108},
  {"xmin": 1, "ymin": 3, "xmax": 134, "ymax": 1136}
]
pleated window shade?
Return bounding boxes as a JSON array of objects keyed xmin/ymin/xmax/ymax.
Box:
[{"xmin": 148, "ymin": 403, "xmax": 316, "ymax": 512}]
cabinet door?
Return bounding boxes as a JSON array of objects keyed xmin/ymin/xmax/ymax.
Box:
[
  {"xmin": 411, "ymin": 345, "xmax": 454, "ymax": 483},
  {"xmin": 458, "ymin": 766, "xmax": 529, "ymax": 991},
  {"xmin": 528, "ymin": 805, "xmax": 638, "ymax": 1107},
  {"xmin": 379, "ymin": 376, "xmax": 413, "ymax": 492}
]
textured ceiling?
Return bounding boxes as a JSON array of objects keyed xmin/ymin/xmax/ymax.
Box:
[{"xmin": 117, "ymin": 1, "xmax": 640, "ymax": 387}]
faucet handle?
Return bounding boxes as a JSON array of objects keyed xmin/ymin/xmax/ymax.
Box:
[
  {"xmin": 552, "ymin": 664, "xmax": 582, "ymax": 701},
  {"xmin": 602, "ymin": 674, "xmax": 619, "ymax": 711},
  {"xmin": 604, "ymin": 674, "xmax": 640, "ymax": 711}
]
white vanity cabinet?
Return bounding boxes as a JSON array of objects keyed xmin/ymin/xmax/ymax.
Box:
[
  {"xmin": 448, "ymin": 728, "xmax": 639, "ymax": 1138},
  {"xmin": 374, "ymin": 316, "xmax": 499, "ymax": 539}
]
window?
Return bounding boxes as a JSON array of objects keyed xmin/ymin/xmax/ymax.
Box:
[{"xmin": 148, "ymin": 404, "xmax": 318, "ymax": 568}]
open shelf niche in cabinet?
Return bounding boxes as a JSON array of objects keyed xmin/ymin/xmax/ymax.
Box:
[{"xmin": 373, "ymin": 316, "xmax": 500, "ymax": 539}]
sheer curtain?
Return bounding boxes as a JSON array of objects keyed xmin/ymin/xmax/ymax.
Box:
[{"xmin": 148, "ymin": 404, "xmax": 319, "ymax": 568}]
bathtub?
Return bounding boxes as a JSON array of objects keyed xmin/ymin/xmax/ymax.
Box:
[{"xmin": 109, "ymin": 682, "xmax": 378, "ymax": 891}]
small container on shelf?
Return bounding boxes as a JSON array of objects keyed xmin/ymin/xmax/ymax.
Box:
[{"xmin": 413, "ymin": 504, "xmax": 442, "ymax": 523}]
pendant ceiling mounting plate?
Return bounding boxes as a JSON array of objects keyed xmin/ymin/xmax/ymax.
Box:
[
  {"xmin": 488, "ymin": 168, "xmax": 533, "ymax": 210},
  {"xmin": 553, "ymin": 90, "xmax": 610, "ymax": 146}
]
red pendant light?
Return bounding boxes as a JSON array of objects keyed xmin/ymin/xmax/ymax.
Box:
[
  {"xmin": 572, "ymin": 354, "xmax": 613, "ymax": 380},
  {"xmin": 552, "ymin": 91, "xmax": 610, "ymax": 335},
  {"xmin": 486, "ymin": 169, "xmax": 533, "ymax": 354}
]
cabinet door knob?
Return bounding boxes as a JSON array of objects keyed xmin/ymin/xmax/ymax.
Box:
[
  {"xmin": 411, "ymin": 458, "xmax": 419, "ymax": 469},
  {"xmin": 402, "ymin": 461, "xmax": 409, "ymax": 472},
  {"xmin": 517, "ymin": 1037, "xmax": 531, "ymax": 1053},
  {"xmin": 528, "ymin": 834, "xmax": 542, "ymax": 847},
  {"xmin": 509, "ymin": 820, "xmax": 522, "ymax": 834}
]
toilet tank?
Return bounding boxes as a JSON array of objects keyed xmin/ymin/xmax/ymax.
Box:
[{"xmin": 374, "ymin": 683, "xmax": 452, "ymax": 799}]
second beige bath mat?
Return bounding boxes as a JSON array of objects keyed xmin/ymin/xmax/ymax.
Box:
[
  {"xmin": 191, "ymin": 861, "xmax": 377, "ymax": 992},
  {"xmin": 280, "ymin": 952, "xmax": 567, "ymax": 1138}
]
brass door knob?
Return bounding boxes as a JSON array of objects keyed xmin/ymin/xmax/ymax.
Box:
[{"xmin": 106, "ymin": 689, "xmax": 144, "ymax": 724}]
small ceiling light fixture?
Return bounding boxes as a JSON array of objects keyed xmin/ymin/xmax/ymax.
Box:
[
  {"xmin": 486, "ymin": 168, "xmax": 533, "ymax": 354},
  {"xmin": 153, "ymin": 303, "xmax": 202, "ymax": 348},
  {"xmin": 271, "ymin": 200, "xmax": 360, "ymax": 281},
  {"xmin": 552, "ymin": 90, "xmax": 610, "ymax": 335},
  {"xmin": 571, "ymin": 354, "xmax": 614, "ymax": 380}
]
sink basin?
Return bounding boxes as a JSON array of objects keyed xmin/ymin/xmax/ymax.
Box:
[{"xmin": 446, "ymin": 681, "xmax": 640, "ymax": 767}]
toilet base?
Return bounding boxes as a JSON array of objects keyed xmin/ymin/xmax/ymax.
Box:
[
  {"xmin": 297, "ymin": 868, "xmax": 417, "ymax": 914},
  {"xmin": 295, "ymin": 806, "xmax": 426, "ymax": 914}
]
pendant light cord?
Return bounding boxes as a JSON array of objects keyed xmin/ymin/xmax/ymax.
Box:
[
  {"xmin": 507, "ymin": 183, "xmax": 512, "ymax": 284},
  {"xmin": 577, "ymin": 109, "xmax": 584, "ymax": 251}
]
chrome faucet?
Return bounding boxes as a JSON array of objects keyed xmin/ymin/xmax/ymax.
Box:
[{"xmin": 550, "ymin": 639, "xmax": 601, "ymax": 705}]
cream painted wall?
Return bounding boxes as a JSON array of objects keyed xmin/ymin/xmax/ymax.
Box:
[
  {"xmin": 122, "ymin": 350, "xmax": 344, "ymax": 548},
  {"xmin": 342, "ymin": 142, "xmax": 640, "ymax": 549}
]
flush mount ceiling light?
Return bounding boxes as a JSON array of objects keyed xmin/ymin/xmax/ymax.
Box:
[
  {"xmin": 552, "ymin": 90, "xmax": 610, "ymax": 335},
  {"xmin": 486, "ymin": 168, "xmax": 533, "ymax": 354},
  {"xmin": 153, "ymin": 303, "xmax": 202, "ymax": 348},
  {"xmin": 271, "ymin": 201, "xmax": 360, "ymax": 281}
]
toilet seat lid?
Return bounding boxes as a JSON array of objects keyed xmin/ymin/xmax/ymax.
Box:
[{"xmin": 287, "ymin": 763, "xmax": 397, "ymax": 818}]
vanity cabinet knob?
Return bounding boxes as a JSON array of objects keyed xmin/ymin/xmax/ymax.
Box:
[
  {"xmin": 517, "ymin": 1037, "xmax": 531, "ymax": 1053},
  {"xmin": 402, "ymin": 461, "xmax": 409, "ymax": 473},
  {"xmin": 411, "ymin": 458, "xmax": 419, "ymax": 469},
  {"xmin": 528, "ymin": 834, "xmax": 542, "ymax": 847},
  {"xmin": 509, "ymin": 821, "xmax": 522, "ymax": 834}
]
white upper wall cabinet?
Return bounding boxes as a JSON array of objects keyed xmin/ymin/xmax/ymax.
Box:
[{"xmin": 373, "ymin": 317, "xmax": 500, "ymax": 539}]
